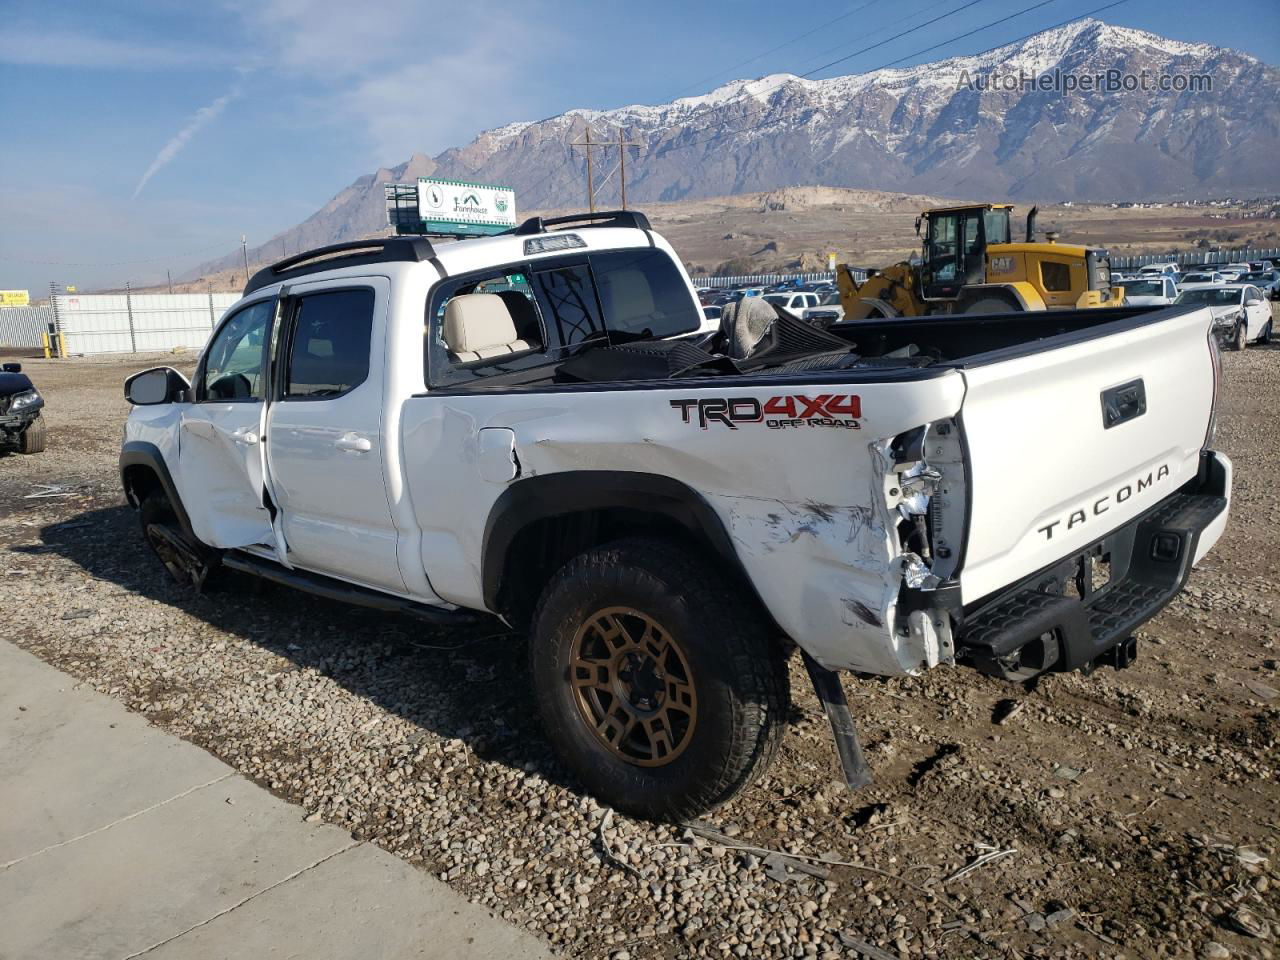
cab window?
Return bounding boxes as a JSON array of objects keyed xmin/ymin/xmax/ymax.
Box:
[
  {"xmin": 200, "ymin": 300, "xmax": 273, "ymax": 401},
  {"xmin": 984, "ymin": 209, "xmax": 1011, "ymax": 245},
  {"xmin": 590, "ymin": 249, "xmax": 701, "ymax": 339},
  {"xmin": 1041, "ymin": 261, "xmax": 1071, "ymax": 292},
  {"xmin": 284, "ymin": 289, "xmax": 374, "ymax": 399},
  {"xmin": 531, "ymin": 264, "xmax": 603, "ymax": 348}
]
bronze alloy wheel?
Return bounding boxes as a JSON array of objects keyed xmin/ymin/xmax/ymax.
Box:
[{"xmin": 569, "ymin": 606, "xmax": 697, "ymax": 767}]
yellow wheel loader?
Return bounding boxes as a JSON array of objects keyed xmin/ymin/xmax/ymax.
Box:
[{"xmin": 837, "ymin": 204, "xmax": 1123, "ymax": 320}]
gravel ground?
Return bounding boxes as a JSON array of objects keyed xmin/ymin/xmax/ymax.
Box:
[{"xmin": 2, "ymin": 335, "xmax": 1277, "ymax": 960}]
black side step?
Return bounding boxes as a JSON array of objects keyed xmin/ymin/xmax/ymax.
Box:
[{"xmin": 221, "ymin": 552, "xmax": 489, "ymax": 627}]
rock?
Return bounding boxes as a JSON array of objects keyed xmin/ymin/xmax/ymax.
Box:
[
  {"xmin": 1227, "ymin": 908, "xmax": 1270, "ymax": 939},
  {"xmin": 1045, "ymin": 907, "xmax": 1075, "ymax": 927},
  {"xmin": 1200, "ymin": 942, "xmax": 1230, "ymax": 960}
]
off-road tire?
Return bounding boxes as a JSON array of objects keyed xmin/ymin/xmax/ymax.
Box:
[
  {"xmin": 529, "ymin": 537, "xmax": 789, "ymax": 822},
  {"xmin": 959, "ymin": 295, "xmax": 1021, "ymax": 315},
  {"xmin": 17, "ymin": 414, "xmax": 46, "ymax": 454},
  {"xmin": 1231, "ymin": 320, "xmax": 1247, "ymax": 351}
]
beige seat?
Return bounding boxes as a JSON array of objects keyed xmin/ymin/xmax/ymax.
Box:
[
  {"xmin": 600, "ymin": 268, "xmax": 657, "ymax": 332},
  {"xmin": 443, "ymin": 293, "xmax": 533, "ymax": 363}
]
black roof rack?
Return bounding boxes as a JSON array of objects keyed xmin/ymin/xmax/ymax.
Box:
[
  {"xmin": 243, "ymin": 237, "xmax": 436, "ymax": 296},
  {"xmin": 511, "ymin": 209, "xmax": 651, "ymax": 236}
]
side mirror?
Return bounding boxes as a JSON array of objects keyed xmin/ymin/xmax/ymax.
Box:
[
  {"xmin": 125, "ymin": 366, "xmax": 191, "ymax": 405},
  {"xmin": 1, "ymin": 362, "xmax": 20, "ymax": 373},
  {"xmin": 1246, "ymin": 297, "xmax": 1263, "ymax": 307}
]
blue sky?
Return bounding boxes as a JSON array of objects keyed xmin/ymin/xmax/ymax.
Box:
[{"xmin": 2, "ymin": 0, "xmax": 1277, "ymax": 295}]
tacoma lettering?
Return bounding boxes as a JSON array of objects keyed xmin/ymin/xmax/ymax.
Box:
[{"xmin": 1037, "ymin": 464, "xmax": 1171, "ymax": 540}]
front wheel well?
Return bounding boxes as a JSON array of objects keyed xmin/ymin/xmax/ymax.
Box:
[{"xmin": 122, "ymin": 463, "xmax": 164, "ymax": 509}]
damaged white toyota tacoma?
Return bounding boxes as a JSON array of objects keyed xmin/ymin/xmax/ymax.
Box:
[{"xmin": 119, "ymin": 211, "xmax": 1231, "ymax": 821}]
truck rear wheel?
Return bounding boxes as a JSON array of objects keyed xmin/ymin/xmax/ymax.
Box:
[
  {"xmin": 529, "ymin": 537, "xmax": 789, "ymax": 821},
  {"xmin": 17, "ymin": 414, "xmax": 46, "ymax": 454}
]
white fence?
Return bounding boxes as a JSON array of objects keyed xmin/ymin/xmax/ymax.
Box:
[
  {"xmin": 55, "ymin": 293, "xmax": 241, "ymax": 356},
  {"xmin": 1110, "ymin": 246, "xmax": 1280, "ymax": 269},
  {"xmin": 0, "ymin": 306, "xmax": 52, "ymax": 348},
  {"xmin": 693, "ymin": 269, "xmax": 869, "ymax": 288}
]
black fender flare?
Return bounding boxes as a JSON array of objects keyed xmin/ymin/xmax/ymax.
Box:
[
  {"xmin": 119, "ymin": 440, "xmax": 197, "ymax": 540},
  {"xmin": 481, "ymin": 470, "xmax": 758, "ymax": 615}
]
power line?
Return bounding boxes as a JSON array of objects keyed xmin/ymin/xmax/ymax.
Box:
[
  {"xmin": 538, "ymin": 0, "xmax": 1135, "ymax": 203},
  {"xmin": 520, "ymin": 0, "xmax": 1009, "ymax": 206},
  {"xmin": 671, "ymin": 0, "xmax": 887, "ymax": 99},
  {"xmin": 798, "ymin": 0, "xmax": 990, "ymax": 80}
]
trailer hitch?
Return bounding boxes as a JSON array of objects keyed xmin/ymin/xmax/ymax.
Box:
[{"xmin": 801, "ymin": 651, "xmax": 873, "ymax": 790}]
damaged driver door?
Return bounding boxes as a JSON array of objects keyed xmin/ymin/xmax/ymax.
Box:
[{"xmin": 176, "ymin": 297, "xmax": 280, "ymax": 552}]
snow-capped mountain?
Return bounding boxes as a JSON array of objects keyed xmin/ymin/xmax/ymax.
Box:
[{"xmin": 190, "ymin": 19, "xmax": 1277, "ymax": 278}]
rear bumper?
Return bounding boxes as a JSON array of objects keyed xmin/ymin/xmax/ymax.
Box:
[{"xmin": 956, "ymin": 450, "xmax": 1230, "ymax": 680}]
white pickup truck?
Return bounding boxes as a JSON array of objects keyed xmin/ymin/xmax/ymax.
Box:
[{"xmin": 120, "ymin": 211, "xmax": 1231, "ymax": 821}]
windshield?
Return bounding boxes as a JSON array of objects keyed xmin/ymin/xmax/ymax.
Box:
[
  {"xmin": 1119, "ymin": 280, "xmax": 1164, "ymax": 297},
  {"xmin": 820, "ymin": 292, "xmax": 840, "ymax": 305},
  {"xmin": 1176, "ymin": 288, "xmax": 1241, "ymax": 306},
  {"xmin": 1240, "ymin": 272, "xmax": 1266, "ymax": 282}
]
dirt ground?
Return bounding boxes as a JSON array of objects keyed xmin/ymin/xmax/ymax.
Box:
[{"xmin": 1, "ymin": 327, "xmax": 1277, "ymax": 960}]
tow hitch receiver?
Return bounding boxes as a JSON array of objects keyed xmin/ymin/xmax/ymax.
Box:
[
  {"xmin": 1084, "ymin": 635, "xmax": 1138, "ymax": 674},
  {"xmin": 801, "ymin": 651, "xmax": 873, "ymax": 790}
]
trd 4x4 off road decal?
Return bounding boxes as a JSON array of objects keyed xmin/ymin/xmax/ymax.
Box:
[{"xmin": 670, "ymin": 395, "xmax": 861, "ymax": 430}]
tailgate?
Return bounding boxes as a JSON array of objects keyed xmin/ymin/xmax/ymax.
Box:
[{"xmin": 957, "ymin": 307, "xmax": 1215, "ymax": 604}]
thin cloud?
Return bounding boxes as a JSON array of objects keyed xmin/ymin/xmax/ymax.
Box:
[
  {"xmin": 132, "ymin": 89, "xmax": 237, "ymax": 200},
  {"xmin": 0, "ymin": 31, "xmax": 233, "ymax": 69}
]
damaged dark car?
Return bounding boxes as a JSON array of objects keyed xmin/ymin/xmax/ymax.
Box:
[{"xmin": 0, "ymin": 363, "xmax": 48, "ymax": 455}]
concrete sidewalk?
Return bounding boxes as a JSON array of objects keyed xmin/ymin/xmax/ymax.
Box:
[{"xmin": 0, "ymin": 641, "xmax": 551, "ymax": 960}]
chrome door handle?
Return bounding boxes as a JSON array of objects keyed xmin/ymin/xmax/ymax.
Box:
[
  {"xmin": 233, "ymin": 430, "xmax": 259, "ymax": 445},
  {"xmin": 335, "ymin": 433, "xmax": 371, "ymax": 453}
]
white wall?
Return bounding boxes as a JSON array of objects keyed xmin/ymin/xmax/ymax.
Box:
[{"xmin": 56, "ymin": 293, "xmax": 241, "ymax": 356}]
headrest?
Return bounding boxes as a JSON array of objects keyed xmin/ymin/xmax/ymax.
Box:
[
  {"xmin": 600, "ymin": 268, "xmax": 655, "ymax": 328},
  {"xmin": 443, "ymin": 294, "xmax": 519, "ymax": 354}
]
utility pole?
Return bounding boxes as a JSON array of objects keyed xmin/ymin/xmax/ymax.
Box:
[
  {"xmin": 167, "ymin": 269, "xmax": 173, "ymax": 295},
  {"xmin": 241, "ymin": 235, "xmax": 249, "ymax": 283},
  {"xmin": 571, "ymin": 125, "xmax": 643, "ymax": 212}
]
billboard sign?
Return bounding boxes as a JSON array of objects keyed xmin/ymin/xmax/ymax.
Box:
[
  {"xmin": 417, "ymin": 177, "xmax": 516, "ymax": 236},
  {"xmin": 0, "ymin": 290, "xmax": 30, "ymax": 307}
]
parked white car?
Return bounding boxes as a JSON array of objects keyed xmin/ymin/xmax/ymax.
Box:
[
  {"xmin": 802, "ymin": 291, "xmax": 845, "ymax": 324},
  {"xmin": 1138, "ymin": 263, "xmax": 1180, "ymax": 279},
  {"xmin": 762, "ymin": 291, "xmax": 821, "ymax": 314},
  {"xmin": 1180, "ymin": 271, "xmax": 1224, "ymax": 285},
  {"xmin": 1175, "ymin": 283, "xmax": 1273, "ymax": 350},
  {"xmin": 1116, "ymin": 276, "xmax": 1178, "ymax": 306}
]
